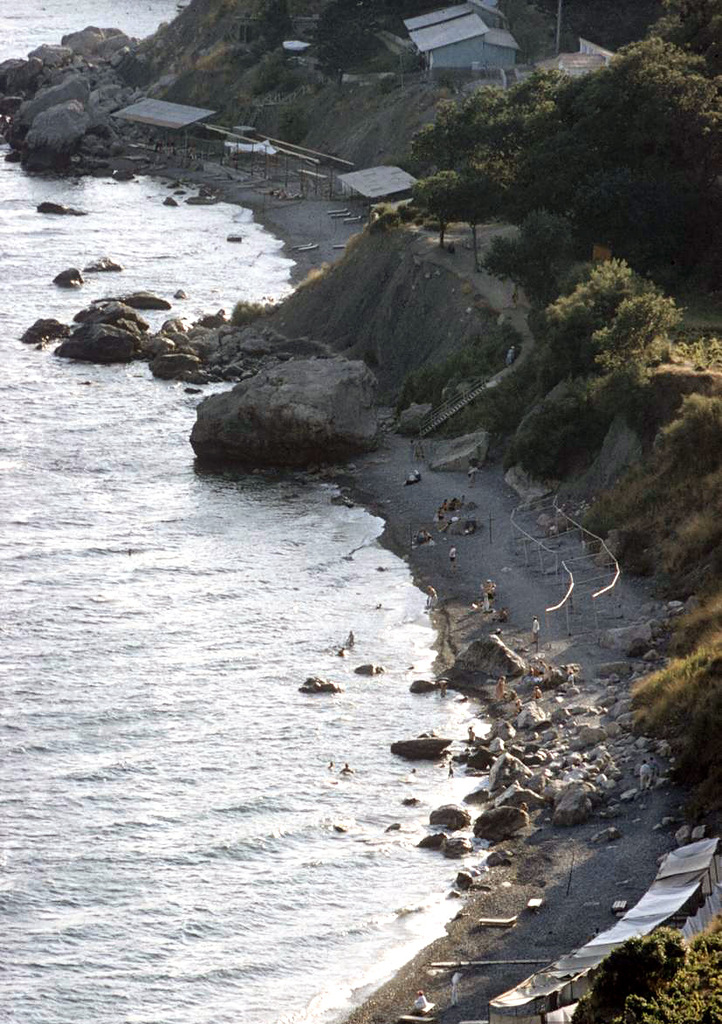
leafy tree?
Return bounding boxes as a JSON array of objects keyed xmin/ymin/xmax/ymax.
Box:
[
  {"xmin": 593, "ymin": 290, "xmax": 680, "ymax": 371},
  {"xmin": 657, "ymin": 0, "xmax": 722, "ymax": 75},
  {"xmin": 316, "ymin": 0, "xmax": 376, "ymax": 80},
  {"xmin": 498, "ymin": 0, "xmax": 554, "ymax": 62},
  {"xmin": 256, "ymin": 0, "xmax": 293, "ymax": 51},
  {"xmin": 484, "ymin": 210, "xmax": 574, "ymax": 305},
  {"xmin": 413, "ymin": 170, "xmax": 461, "ymax": 247},
  {"xmin": 540, "ymin": 259, "xmax": 677, "ymax": 385},
  {"xmin": 454, "ymin": 170, "xmax": 502, "ymax": 269}
]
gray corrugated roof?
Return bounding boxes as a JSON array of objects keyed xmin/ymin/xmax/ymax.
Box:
[
  {"xmin": 113, "ymin": 99, "xmax": 216, "ymax": 129},
  {"xmin": 409, "ymin": 13, "xmax": 488, "ymax": 52},
  {"xmin": 338, "ymin": 165, "xmax": 417, "ymax": 198},
  {"xmin": 404, "ymin": 4, "xmax": 472, "ymax": 31},
  {"xmin": 483, "ymin": 27, "xmax": 520, "ymax": 49}
]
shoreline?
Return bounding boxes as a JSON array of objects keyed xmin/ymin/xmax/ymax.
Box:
[{"xmin": 139, "ymin": 158, "xmax": 688, "ymax": 1024}]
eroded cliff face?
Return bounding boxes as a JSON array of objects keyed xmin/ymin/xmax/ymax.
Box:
[{"xmin": 269, "ymin": 229, "xmax": 499, "ymax": 400}]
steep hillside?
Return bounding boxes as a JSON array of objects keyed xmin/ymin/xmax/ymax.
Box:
[{"xmin": 269, "ymin": 227, "xmax": 508, "ymax": 399}]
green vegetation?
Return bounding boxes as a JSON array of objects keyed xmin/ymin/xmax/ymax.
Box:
[
  {"xmin": 571, "ymin": 925, "xmax": 722, "ymax": 1023},
  {"xmin": 411, "ymin": 36, "xmax": 722, "ymax": 287},
  {"xmin": 483, "ymin": 211, "xmax": 575, "ymax": 306},
  {"xmin": 231, "ymin": 300, "xmax": 271, "ymax": 326},
  {"xmin": 396, "ymin": 322, "xmax": 513, "ymax": 410}
]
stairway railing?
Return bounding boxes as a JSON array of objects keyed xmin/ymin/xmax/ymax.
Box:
[{"xmin": 417, "ymin": 374, "xmax": 493, "ymax": 437}]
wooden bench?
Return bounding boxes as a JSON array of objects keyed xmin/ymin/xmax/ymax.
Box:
[{"xmin": 478, "ymin": 915, "xmax": 518, "ymax": 928}]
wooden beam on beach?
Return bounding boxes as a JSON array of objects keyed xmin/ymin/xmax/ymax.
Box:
[
  {"xmin": 477, "ymin": 915, "xmax": 518, "ymax": 928},
  {"xmin": 428, "ymin": 958, "xmax": 544, "ymax": 966}
]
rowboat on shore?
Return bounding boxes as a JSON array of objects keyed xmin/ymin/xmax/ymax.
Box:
[{"xmin": 293, "ymin": 242, "xmax": 319, "ymax": 251}]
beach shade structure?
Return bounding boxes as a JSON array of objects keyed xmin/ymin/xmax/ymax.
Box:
[
  {"xmin": 337, "ymin": 166, "xmax": 417, "ymax": 201},
  {"xmin": 488, "ymin": 838, "xmax": 721, "ymax": 1024},
  {"xmin": 112, "ymin": 99, "xmax": 216, "ymax": 130}
]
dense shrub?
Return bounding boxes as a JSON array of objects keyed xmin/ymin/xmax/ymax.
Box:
[{"xmin": 231, "ymin": 300, "xmax": 269, "ymax": 326}]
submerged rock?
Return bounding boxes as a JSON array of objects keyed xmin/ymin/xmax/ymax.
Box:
[
  {"xmin": 429, "ymin": 804, "xmax": 472, "ymax": 831},
  {"xmin": 53, "ymin": 267, "xmax": 84, "ymax": 288},
  {"xmin": 299, "ymin": 676, "xmax": 344, "ymax": 694},
  {"xmin": 83, "ymin": 256, "xmax": 123, "ymax": 273},
  {"xmin": 190, "ymin": 357, "xmax": 379, "ymax": 469},
  {"xmin": 37, "ymin": 201, "xmax": 87, "ymax": 216},
  {"xmin": 121, "ymin": 291, "xmax": 172, "ymax": 310}
]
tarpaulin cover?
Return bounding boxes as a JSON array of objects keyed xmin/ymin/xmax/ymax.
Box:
[{"xmin": 224, "ymin": 140, "xmax": 277, "ymax": 156}]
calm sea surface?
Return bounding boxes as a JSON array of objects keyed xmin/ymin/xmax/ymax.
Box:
[{"xmin": 0, "ymin": 7, "xmax": 487, "ymax": 1024}]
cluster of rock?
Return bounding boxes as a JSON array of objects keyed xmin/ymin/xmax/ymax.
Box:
[
  {"xmin": 1, "ymin": 27, "xmax": 147, "ymax": 172},
  {"xmin": 406, "ymin": 628, "xmax": 688, "ymax": 867}
]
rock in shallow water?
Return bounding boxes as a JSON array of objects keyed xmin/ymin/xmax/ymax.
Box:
[
  {"xmin": 190, "ymin": 357, "xmax": 378, "ymax": 469},
  {"xmin": 55, "ymin": 323, "xmax": 138, "ymax": 363}
]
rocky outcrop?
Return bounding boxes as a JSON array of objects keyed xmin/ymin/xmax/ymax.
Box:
[
  {"xmin": 354, "ymin": 663, "xmax": 385, "ymax": 676},
  {"xmin": 37, "ymin": 202, "xmax": 86, "ymax": 216},
  {"xmin": 409, "ymin": 679, "xmax": 438, "ymax": 694},
  {"xmin": 61, "ymin": 26, "xmax": 132, "ymax": 58},
  {"xmin": 474, "ymin": 805, "xmax": 529, "ymax": 841},
  {"xmin": 55, "ymin": 322, "xmax": 138, "ymax": 363},
  {"xmin": 429, "ymin": 430, "xmax": 490, "ymax": 472},
  {"xmin": 504, "ymin": 465, "xmax": 558, "ymax": 501},
  {"xmin": 83, "ymin": 257, "xmax": 123, "ymax": 273},
  {"xmin": 27, "ymin": 44, "xmax": 74, "ymax": 68},
  {"xmin": 20, "ymin": 318, "xmax": 70, "ymax": 346},
  {"xmin": 429, "ymin": 805, "xmax": 472, "ymax": 831},
  {"xmin": 190, "ymin": 358, "xmax": 379, "ymax": 468},
  {"xmin": 73, "ymin": 301, "xmax": 148, "ymax": 331},
  {"xmin": 53, "ymin": 267, "xmax": 84, "ymax": 288},
  {"xmin": 299, "ymin": 676, "xmax": 344, "ymax": 694},
  {"xmin": 25, "ymin": 100, "xmax": 90, "ymax": 171},
  {"xmin": 390, "ymin": 737, "xmax": 452, "ymax": 760},
  {"xmin": 450, "ymin": 635, "xmax": 527, "ymax": 682},
  {"xmin": 443, "ymin": 837, "xmax": 473, "ymax": 858}
]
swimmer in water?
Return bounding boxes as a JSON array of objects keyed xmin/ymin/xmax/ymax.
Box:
[{"xmin": 340, "ymin": 762, "xmax": 354, "ymax": 775}]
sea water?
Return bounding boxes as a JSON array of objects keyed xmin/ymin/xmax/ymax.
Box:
[{"xmin": 0, "ymin": 12, "xmax": 485, "ymax": 1024}]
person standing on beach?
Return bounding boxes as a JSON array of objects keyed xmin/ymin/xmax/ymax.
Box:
[
  {"xmin": 449, "ymin": 546, "xmax": 457, "ymax": 571},
  {"xmin": 531, "ymin": 615, "xmax": 540, "ymax": 652},
  {"xmin": 495, "ymin": 675, "xmax": 506, "ymax": 700},
  {"xmin": 426, "ymin": 586, "xmax": 437, "ymax": 610}
]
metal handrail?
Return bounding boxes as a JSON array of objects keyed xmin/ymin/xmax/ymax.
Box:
[{"xmin": 417, "ymin": 374, "xmax": 491, "ymax": 438}]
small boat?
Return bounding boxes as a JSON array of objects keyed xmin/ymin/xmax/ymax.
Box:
[
  {"xmin": 293, "ymin": 242, "xmax": 319, "ymax": 251},
  {"xmin": 226, "ymin": 234, "xmax": 244, "ymax": 243}
]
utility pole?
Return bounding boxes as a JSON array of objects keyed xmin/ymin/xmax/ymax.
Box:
[{"xmin": 555, "ymin": 0, "xmax": 563, "ymax": 55}]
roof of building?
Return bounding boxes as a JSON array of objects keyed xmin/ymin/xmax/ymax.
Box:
[
  {"xmin": 404, "ymin": 4, "xmax": 473, "ymax": 31},
  {"xmin": 408, "ymin": 12, "xmax": 488, "ymax": 53},
  {"xmin": 338, "ymin": 165, "xmax": 417, "ymax": 198},
  {"xmin": 537, "ymin": 52, "xmax": 607, "ymax": 74},
  {"xmin": 578, "ymin": 36, "xmax": 615, "ymax": 58},
  {"xmin": 483, "ymin": 27, "xmax": 520, "ymax": 50},
  {"xmin": 113, "ymin": 99, "xmax": 216, "ymax": 129}
]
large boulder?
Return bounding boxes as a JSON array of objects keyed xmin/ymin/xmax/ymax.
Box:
[
  {"xmin": 504, "ymin": 465, "xmax": 557, "ymax": 501},
  {"xmin": 18, "ymin": 76, "xmax": 90, "ymax": 127},
  {"xmin": 190, "ymin": 358, "xmax": 379, "ymax": 468},
  {"xmin": 450, "ymin": 635, "xmax": 527, "ymax": 681},
  {"xmin": 83, "ymin": 257, "xmax": 123, "ymax": 273},
  {"xmin": 24, "ymin": 100, "xmax": 90, "ymax": 171},
  {"xmin": 429, "ymin": 804, "xmax": 472, "ymax": 831},
  {"xmin": 0, "ymin": 57, "xmax": 43, "ymax": 95},
  {"xmin": 397, "ymin": 402, "xmax": 432, "ymax": 436},
  {"xmin": 121, "ymin": 292, "xmax": 172, "ymax": 311},
  {"xmin": 600, "ymin": 622, "xmax": 654, "ymax": 657},
  {"xmin": 443, "ymin": 836, "xmax": 473, "ymax": 858},
  {"xmin": 552, "ymin": 783, "xmax": 593, "ymax": 827},
  {"xmin": 37, "ymin": 201, "xmax": 86, "ymax": 216},
  {"xmin": 20, "ymin": 318, "xmax": 70, "ymax": 346},
  {"xmin": 55, "ymin": 323, "xmax": 137, "ymax": 363},
  {"xmin": 74, "ymin": 301, "xmax": 148, "ymax": 331},
  {"xmin": 151, "ymin": 352, "xmax": 202, "ymax": 380},
  {"xmin": 429, "ymin": 430, "xmax": 490, "ymax": 472},
  {"xmin": 516, "ymin": 703, "xmax": 552, "ymax": 731},
  {"xmin": 493, "ymin": 783, "xmax": 546, "ymax": 811},
  {"xmin": 27, "ymin": 44, "xmax": 74, "ymax": 68},
  {"xmin": 474, "ymin": 805, "xmax": 529, "ymax": 841},
  {"xmin": 53, "ymin": 267, "xmax": 84, "ymax": 288},
  {"xmin": 61, "ymin": 26, "xmax": 127, "ymax": 57},
  {"xmin": 488, "ymin": 752, "xmax": 533, "ymax": 794},
  {"xmin": 390, "ymin": 737, "xmax": 452, "ymax": 760},
  {"xmin": 466, "ymin": 746, "xmax": 495, "ymax": 771}
]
